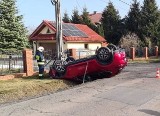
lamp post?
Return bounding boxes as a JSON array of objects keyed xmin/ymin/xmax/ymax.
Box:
[{"xmin": 51, "ymin": 0, "xmax": 63, "ymax": 60}]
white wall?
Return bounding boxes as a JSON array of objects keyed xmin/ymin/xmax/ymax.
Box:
[
  {"xmin": 67, "ymin": 43, "xmax": 85, "ymax": 49},
  {"xmin": 67, "ymin": 42, "xmax": 101, "ymax": 50},
  {"xmin": 88, "ymin": 43, "xmax": 101, "ymax": 50},
  {"xmin": 40, "ymin": 26, "xmax": 55, "ymax": 34},
  {"xmin": 63, "ymin": 41, "xmax": 67, "ymax": 50}
]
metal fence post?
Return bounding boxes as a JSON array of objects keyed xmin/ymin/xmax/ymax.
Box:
[{"xmin": 9, "ymin": 54, "xmax": 12, "ymax": 71}]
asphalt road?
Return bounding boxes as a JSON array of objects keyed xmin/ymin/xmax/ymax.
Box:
[{"xmin": 0, "ymin": 63, "xmax": 160, "ymax": 116}]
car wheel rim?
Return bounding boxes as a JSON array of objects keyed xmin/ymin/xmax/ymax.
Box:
[
  {"xmin": 54, "ymin": 60, "xmax": 66, "ymax": 73},
  {"xmin": 97, "ymin": 47, "xmax": 111, "ymax": 61},
  {"xmin": 55, "ymin": 65, "xmax": 65, "ymax": 72}
]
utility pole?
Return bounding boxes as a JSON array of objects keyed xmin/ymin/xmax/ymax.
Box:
[{"xmin": 51, "ymin": 0, "xmax": 63, "ymax": 60}]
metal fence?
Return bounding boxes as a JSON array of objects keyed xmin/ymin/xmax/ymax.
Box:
[
  {"xmin": 124, "ymin": 47, "xmax": 156, "ymax": 58},
  {"xmin": 124, "ymin": 48, "xmax": 130, "ymax": 58},
  {"xmin": 76, "ymin": 49, "xmax": 96, "ymax": 59},
  {"xmin": 0, "ymin": 51, "xmax": 23, "ymax": 75},
  {"xmin": 148, "ymin": 47, "xmax": 155, "ymax": 57},
  {"xmin": 135, "ymin": 47, "xmax": 143, "ymax": 57}
]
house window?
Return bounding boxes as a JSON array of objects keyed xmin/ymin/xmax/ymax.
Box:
[
  {"xmin": 46, "ymin": 28, "xmax": 51, "ymax": 33},
  {"xmin": 84, "ymin": 44, "xmax": 88, "ymax": 49}
]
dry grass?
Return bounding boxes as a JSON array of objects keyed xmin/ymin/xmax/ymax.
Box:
[
  {"xmin": 1, "ymin": 57, "xmax": 159, "ymax": 104},
  {"xmin": 0, "ymin": 76, "xmax": 77, "ymax": 104},
  {"xmin": 128, "ymin": 57, "xmax": 160, "ymax": 63}
]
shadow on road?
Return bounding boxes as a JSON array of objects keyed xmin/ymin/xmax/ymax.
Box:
[{"xmin": 138, "ymin": 109, "xmax": 160, "ymax": 116}]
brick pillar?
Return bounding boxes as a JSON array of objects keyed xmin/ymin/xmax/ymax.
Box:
[
  {"xmin": 23, "ymin": 49, "xmax": 34, "ymax": 76},
  {"xmin": 130, "ymin": 47, "xmax": 135, "ymax": 60},
  {"xmin": 143, "ymin": 47, "xmax": 148, "ymax": 59},
  {"xmin": 69, "ymin": 49, "xmax": 77, "ymax": 59},
  {"xmin": 155, "ymin": 46, "xmax": 158, "ymax": 57}
]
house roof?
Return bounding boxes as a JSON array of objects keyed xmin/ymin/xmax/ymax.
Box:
[
  {"xmin": 31, "ymin": 34, "xmax": 56, "ymax": 41},
  {"xmin": 89, "ymin": 12, "xmax": 102, "ymax": 24},
  {"xmin": 29, "ymin": 20, "xmax": 106, "ymax": 42}
]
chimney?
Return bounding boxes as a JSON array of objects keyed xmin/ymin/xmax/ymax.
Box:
[{"xmin": 94, "ymin": 11, "xmax": 97, "ymax": 14}]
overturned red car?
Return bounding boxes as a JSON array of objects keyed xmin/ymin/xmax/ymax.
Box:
[{"xmin": 49, "ymin": 45, "xmax": 127, "ymax": 82}]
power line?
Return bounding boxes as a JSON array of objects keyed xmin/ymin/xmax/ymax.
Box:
[
  {"xmin": 118, "ymin": 0, "xmax": 130, "ymax": 6},
  {"xmin": 100, "ymin": 0, "xmax": 108, "ymax": 3},
  {"xmin": 75, "ymin": 0, "xmax": 83, "ymax": 11},
  {"xmin": 100, "ymin": 0, "xmax": 130, "ymax": 6},
  {"xmin": 99, "ymin": 0, "xmax": 129, "ymax": 13}
]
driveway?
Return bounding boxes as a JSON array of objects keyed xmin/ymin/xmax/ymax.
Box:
[{"xmin": 0, "ymin": 63, "xmax": 160, "ymax": 116}]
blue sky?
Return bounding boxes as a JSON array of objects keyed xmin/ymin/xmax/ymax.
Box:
[{"xmin": 16, "ymin": 0, "xmax": 160, "ymax": 29}]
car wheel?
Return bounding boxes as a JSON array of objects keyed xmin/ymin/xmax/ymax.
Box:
[
  {"xmin": 53, "ymin": 60, "xmax": 66, "ymax": 74},
  {"xmin": 66, "ymin": 56, "xmax": 75, "ymax": 63},
  {"xmin": 96, "ymin": 47, "xmax": 112, "ymax": 63},
  {"xmin": 107, "ymin": 44, "xmax": 117, "ymax": 51}
]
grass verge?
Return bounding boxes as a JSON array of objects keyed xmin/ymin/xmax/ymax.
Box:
[
  {"xmin": 1, "ymin": 57, "xmax": 159, "ymax": 105},
  {"xmin": 128, "ymin": 57, "xmax": 160, "ymax": 63},
  {"xmin": 0, "ymin": 75, "xmax": 77, "ymax": 104}
]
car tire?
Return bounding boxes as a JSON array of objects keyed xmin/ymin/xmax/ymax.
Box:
[
  {"xmin": 66, "ymin": 56, "xmax": 75, "ymax": 63},
  {"xmin": 53, "ymin": 60, "xmax": 66, "ymax": 75},
  {"xmin": 96, "ymin": 47, "xmax": 113, "ymax": 63},
  {"xmin": 107, "ymin": 44, "xmax": 117, "ymax": 51}
]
